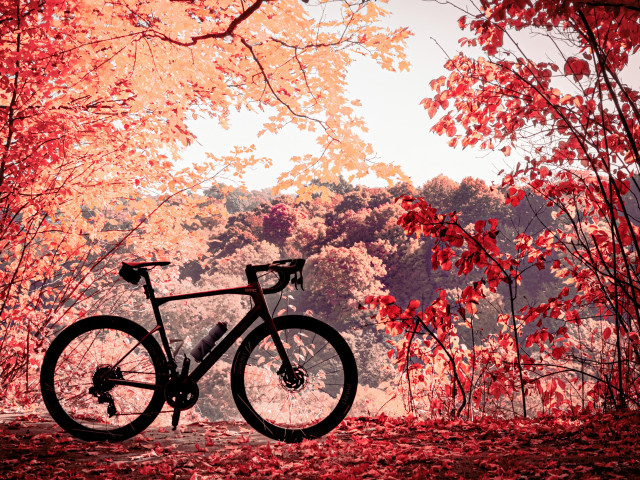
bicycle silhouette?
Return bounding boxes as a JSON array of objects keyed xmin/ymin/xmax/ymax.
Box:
[{"xmin": 40, "ymin": 259, "xmax": 358, "ymax": 443}]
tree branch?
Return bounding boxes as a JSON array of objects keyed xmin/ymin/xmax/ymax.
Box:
[{"xmin": 148, "ymin": 0, "xmax": 268, "ymax": 47}]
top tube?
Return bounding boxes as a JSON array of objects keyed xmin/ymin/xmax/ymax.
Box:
[{"xmin": 118, "ymin": 258, "xmax": 306, "ymax": 296}]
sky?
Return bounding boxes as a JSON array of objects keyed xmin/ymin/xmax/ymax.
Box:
[{"xmin": 180, "ymin": 1, "xmax": 510, "ymax": 191}]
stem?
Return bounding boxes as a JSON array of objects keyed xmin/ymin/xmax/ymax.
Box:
[
  {"xmin": 418, "ymin": 318, "xmax": 467, "ymax": 417},
  {"xmin": 508, "ymin": 280, "xmax": 527, "ymax": 418},
  {"xmin": 1, "ymin": 2, "xmax": 21, "ymax": 188},
  {"xmin": 609, "ymin": 181, "xmax": 627, "ymax": 409},
  {"xmin": 405, "ymin": 325, "xmax": 418, "ymax": 413},
  {"xmin": 578, "ymin": 10, "xmax": 640, "ymax": 168}
]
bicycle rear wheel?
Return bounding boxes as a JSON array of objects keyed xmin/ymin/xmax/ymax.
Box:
[
  {"xmin": 40, "ymin": 316, "xmax": 169, "ymax": 441},
  {"xmin": 231, "ymin": 315, "xmax": 358, "ymax": 443}
]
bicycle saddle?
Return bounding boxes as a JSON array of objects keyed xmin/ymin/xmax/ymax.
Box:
[{"xmin": 119, "ymin": 261, "xmax": 170, "ymax": 285}]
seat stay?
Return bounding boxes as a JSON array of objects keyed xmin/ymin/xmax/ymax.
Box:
[{"xmin": 110, "ymin": 324, "xmax": 163, "ymax": 372}]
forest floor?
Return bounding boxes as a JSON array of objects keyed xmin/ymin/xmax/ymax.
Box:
[{"xmin": 0, "ymin": 410, "xmax": 639, "ymax": 479}]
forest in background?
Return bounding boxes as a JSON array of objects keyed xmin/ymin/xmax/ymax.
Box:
[
  {"xmin": 3, "ymin": 169, "xmax": 638, "ymax": 423},
  {"xmin": 71, "ymin": 175, "xmax": 570, "ymax": 422}
]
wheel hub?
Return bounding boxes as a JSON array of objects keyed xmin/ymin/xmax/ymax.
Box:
[
  {"xmin": 279, "ymin": 365, "xmax": 308, "ymax": 391},
  {"xmin": 90, "ymin": 365, "xmax": 123, "ymax": 393}
]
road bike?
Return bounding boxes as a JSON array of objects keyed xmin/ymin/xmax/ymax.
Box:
[{"xmin": 40, "ymin": 259, "xmax": 358, "ymax": 443}]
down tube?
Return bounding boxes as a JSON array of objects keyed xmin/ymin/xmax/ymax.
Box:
[{"xmin": 188, "ymin": 305, "xmax": 262, "ymax": 384}]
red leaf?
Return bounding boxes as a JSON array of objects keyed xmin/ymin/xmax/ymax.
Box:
[
  {"xmin": 564, "ymin": 57, "xmax": 590, "ymax": 81},
  {"xmin": 380, "ymin": 295, "xmax": 396, "ymax": 305}
]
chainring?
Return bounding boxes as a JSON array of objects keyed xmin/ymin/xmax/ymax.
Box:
[{"xmin": 165, "ymin": 378, "xmax": 199, "ymax": 410}]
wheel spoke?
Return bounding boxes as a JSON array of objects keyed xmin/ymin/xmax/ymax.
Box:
[
  {"xmin": 238, "ymin": 322, "xmax": 351, "ymax": 431},
  {"xmin": 41, "ymin": 317, "xmax": 167, "ymax": 441}
]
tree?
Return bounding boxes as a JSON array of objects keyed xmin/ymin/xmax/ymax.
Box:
[
  {"xmin": 262, "ymin": 203, "xmax": 306, "ymax": 246},
  {"xmin": 383, "ymin": 0, "xmax": 640, "ymax": 415},
  {"xmin": 451, "ymin": 177, "xmax": 509, "ymax": 224},
  {"xmin": 306, "ymin": 243, "xmax": 387, "ymax": 325},
  {"xmin": 417, "ymin": 174, "xmax": 458, "ymax": 212},
  {"xmin": 0, "ymin": 0, "xmax": 410, "ymax": 402}
]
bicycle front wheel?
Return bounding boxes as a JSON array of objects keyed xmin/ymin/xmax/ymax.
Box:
[
  {"xmin": 231, "ymin": 315, "xmax": 358, "ymax": 443},
  {"xmin": 40, "ymin": 316, "xmax": 169, "ymax": 441}
]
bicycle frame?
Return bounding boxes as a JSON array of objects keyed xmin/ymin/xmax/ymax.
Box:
[{"xmin": 138, "ymin": 268, "xmax": 295, "ymax": 386}]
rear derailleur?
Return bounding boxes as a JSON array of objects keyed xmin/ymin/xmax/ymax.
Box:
[{"xmin": 89, "ymin": 365, "xmax": 123, "ymax": 417}]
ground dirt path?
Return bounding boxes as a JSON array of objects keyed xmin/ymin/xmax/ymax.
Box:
[
  {"xmin": 0, "ymin": 412, "xmax": 269, "ymax": 478},
  {"xmin": 1, "ymin": 411, "xmax": 639, "ymax": 479}
]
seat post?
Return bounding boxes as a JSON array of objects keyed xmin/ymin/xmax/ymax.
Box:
[
  {"xmin": 139, "ymin": 269, "xmax": 161, "ymax": 313},
  {"xmin": 140, "ymin": 269, "xmax": 155, "ymax": 300},
  {"xmin": 139, "ymin": 268, "xmax": 176, "ymax": 370}
]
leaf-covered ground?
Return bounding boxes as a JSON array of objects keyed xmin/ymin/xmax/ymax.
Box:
[{"xmin": 0, "ymin": 411, "xmax": 639, "ymax": 479}]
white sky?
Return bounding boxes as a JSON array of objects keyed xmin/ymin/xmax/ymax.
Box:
[{"xmin": 180, "ymin": 1, "xmax": 512, "ymax": 191}]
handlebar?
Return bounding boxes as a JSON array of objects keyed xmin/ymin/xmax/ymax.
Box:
[
  {"xmin": 245, "ymin": 258, "xmax": 306, "ymax": 294},
  {"xmin": 119, "ymin": 258, "xmax": 306, "ymax": 295}
]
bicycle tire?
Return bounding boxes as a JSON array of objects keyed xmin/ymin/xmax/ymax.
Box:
[
  {"xmin": 40, "ymin": 316, "xmax": 169, "ymax": 441},
  {"xmin": 231, "ymin": 315, "xmax": 357, "ymax": 443}
]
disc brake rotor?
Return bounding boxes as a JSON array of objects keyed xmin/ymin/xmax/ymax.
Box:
[{"xmin": 279, "ymin": 365, "xmax": 308, "ymax": 391}]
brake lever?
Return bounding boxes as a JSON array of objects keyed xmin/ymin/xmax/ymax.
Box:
[{"xmin": 293, "ymin": 271, "xmax": 304, "ymax": 291}]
